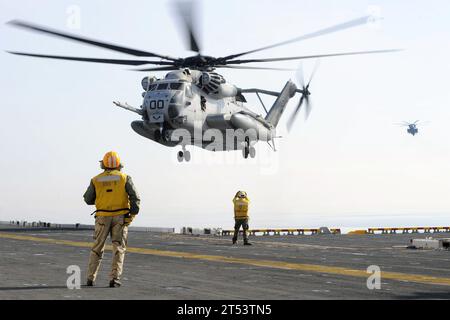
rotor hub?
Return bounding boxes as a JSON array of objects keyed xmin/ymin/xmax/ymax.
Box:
[
  {"xmin": 302, "ymin": 87, "xmax": 311, "ymax": 96},
  {"xmin": 178, "ymin": 55, "xmax": 216, "ymax": 70}
]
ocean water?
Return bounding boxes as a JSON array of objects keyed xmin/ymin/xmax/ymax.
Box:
[
  {"xmin": 5, "ymin": 213, "xmax": 447, "ymax": 235},
  {"xmin": 146, "ymin": 212, "xmax": 450, "ymax": 234}
]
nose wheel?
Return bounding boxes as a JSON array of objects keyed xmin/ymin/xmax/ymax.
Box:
[{"xmin": 177, "ymin": 147, "xmax": 191, "ymax": 162}]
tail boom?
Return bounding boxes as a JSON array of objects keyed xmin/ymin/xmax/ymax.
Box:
[{"xmin": 264, "ymin": 80, "xmax": 297, "ymax": 127}]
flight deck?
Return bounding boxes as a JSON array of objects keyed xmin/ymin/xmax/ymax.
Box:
[{"xmin": 0, "ymin": 229, "xmax": 449, "ymax": 300}]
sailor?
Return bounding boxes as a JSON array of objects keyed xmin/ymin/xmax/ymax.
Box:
[
  {"xmin": 83, "ymin": 151, "xmax": 140, "ymax": 287},
  {"xmin": 232, "ymin": 191, "xmax": 252, "ymax": 245}
]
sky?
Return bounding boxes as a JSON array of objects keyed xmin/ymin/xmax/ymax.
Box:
[{"xmin": 0, "ymin": 0, "xmax": 449, "ymax": 231}]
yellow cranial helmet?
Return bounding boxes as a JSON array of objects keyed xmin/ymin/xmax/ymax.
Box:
[
  {"xmin": 237, "ymin": 190, "xmax": 247, "ymax": 198},
  {"xmin": 102, "ymin": 151, "xmax": 121, "ymax": 169}
]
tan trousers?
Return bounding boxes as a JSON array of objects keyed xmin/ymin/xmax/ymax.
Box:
[{"xmin": 87, "ymin": 215, "xmax": 129, "ymax": 281}]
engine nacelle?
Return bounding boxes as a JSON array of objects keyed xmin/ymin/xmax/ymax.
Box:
[
  {"xmin": 198, "ymin": 72, "xmax": 224, "ymax": 94},
  {"xmin": 198, "ymin": 72, "xmax": 237, "ymax": 98}
]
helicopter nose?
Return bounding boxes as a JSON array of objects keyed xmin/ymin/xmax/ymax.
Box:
[{"xmin": 168, "ymin": 104, "xmax": 182, "ymax": 118}]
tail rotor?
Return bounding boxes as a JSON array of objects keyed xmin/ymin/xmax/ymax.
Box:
[{"xmin": 287, "ymin": 60, "xmax": 320, "ymax": 132}]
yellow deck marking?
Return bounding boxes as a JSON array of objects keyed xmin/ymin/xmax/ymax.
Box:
[
  {"xmin": 162, "ymin": 234, "xmax": 357, "ymax": 250},
  {"xmin": 1, "ymin": 232, "xmax": 450, "ymax": 286}
]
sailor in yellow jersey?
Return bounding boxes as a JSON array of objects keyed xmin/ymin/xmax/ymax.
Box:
[
  {"xmin": 232, "ymin": 191, "xmax": 252, "ymax": 245},
  {"xmin": 83, "ymin": 151, "xmax": 140, "ymax": 287}
]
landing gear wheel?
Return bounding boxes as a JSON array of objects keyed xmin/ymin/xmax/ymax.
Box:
[
  {"xmin": 249, "ymin": 146, "xmax": 256, "ymax": 158},
  {"xmin": 177, "ymin": 151, "xmax": 184, "ymax": 162},
  {"xmin": 184, "ymin": 150, "xmax": 191, "ymax": 162},
  {"xmin": 177, "ymin": 147, "xmax": 190, "ymax": 162},
  {"xmin": 242, "ymin": 146, "xmax": 249, "ymax": 159},
  {"xmin": 242, "ymin": 137, "xmax": 250, "ymax": 159}
]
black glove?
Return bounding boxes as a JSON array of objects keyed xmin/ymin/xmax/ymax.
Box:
[{"xmin": 124, "ymin": 213, "xmax": 136, "ymax": 226}]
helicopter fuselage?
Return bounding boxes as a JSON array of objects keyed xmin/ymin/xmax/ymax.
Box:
[
  {"xmin": 407, "ymin": 125, "xmax": 418, "ymax": 136},
  {"xmin": 129, "ymin": 70, "xmax": 275, "ymax": 153}
]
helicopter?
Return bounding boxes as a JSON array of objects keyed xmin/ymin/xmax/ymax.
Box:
[
  {"xmin": 6, "ymin": 2, "xmax": 400, "ymax": 162},
  {"xmin": 395, "ymin": 121, "xmax": 429, "ymax": 136}
]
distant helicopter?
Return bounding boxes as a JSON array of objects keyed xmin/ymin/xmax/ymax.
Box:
[
  {"xmin": 6, "ymin": 1, "xmax": 400, "ymax": 162},
  {"xmin": 395, "ymin": 121, "xmax": 429, "ymax": 136}
]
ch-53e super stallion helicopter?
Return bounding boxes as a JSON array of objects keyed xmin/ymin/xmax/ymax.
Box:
[
  {"xmin": 7, "ymin": 2, "xmax": 400, "ymax": 162},
  {"xmin": 395, "ymin": 120, "xmax": 429, "ymax": 136}
]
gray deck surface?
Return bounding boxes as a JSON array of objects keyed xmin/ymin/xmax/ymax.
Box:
[{"xmin": 0, "ymin": 230, "xmax": 449, "ymax": 300}]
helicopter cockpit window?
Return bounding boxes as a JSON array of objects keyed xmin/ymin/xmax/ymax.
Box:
[
  {"xmin": 157, "ymin": 83, "xmax": 169, "ymax": 90},
  {"xmin": 148, "ymin": 84, "xmax": 157, "ymax": 91},
  {"xmin": 169, "ymin": 83, "xmax": 184, "ymax": 90}
]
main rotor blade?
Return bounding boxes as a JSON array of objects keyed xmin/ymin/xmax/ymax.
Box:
[
  {"xmin": 7, "ymin": 51, "xmax": 176, "ymax": 66},
  {"xmin": 7, "ymin": 20, "xmax": 178, "ymax": 61},
  {"xmin": 217, "ymin": 65, "xmax": 294, "ymax": 71},
  {"xmin": 393, "ymin": 123, "xmax": 409, "ymax": 126},
  {"xmin": 173, "ymin": 1, "xmax": 201, "ymax": 53},
  {"xmin": 133, "ymin": 66, "xmax": 181, "ymax": 72},
  {"xmin": 224, "ymin": 49, "xmax": 402, "ymax": 65},
  {"xmin": 220, "ymin": 16, "xmax": 376, "ymax": 61}
]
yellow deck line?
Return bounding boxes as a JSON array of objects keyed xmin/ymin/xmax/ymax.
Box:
[{"xmin": 1, "ymin": 232, "xmax": 450, "ymax": 286}]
